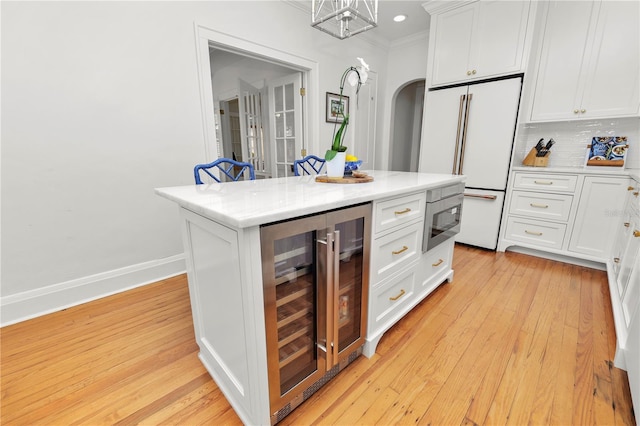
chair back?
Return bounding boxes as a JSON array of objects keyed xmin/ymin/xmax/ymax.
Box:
[
  {"xmin": 194, "ymin": 158, "xmax": 256, "ymax": 184},
  {"xmin": 293, "ymin": 155, "xmax": 326, "ymax": 176}
]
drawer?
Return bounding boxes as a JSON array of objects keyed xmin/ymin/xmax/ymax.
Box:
[
  {"xmin": 371, "ymin": 221, "xmax": 423, "ymax": 284},
  {"xmin": 513, "ymin": 173, "xmax": 578, "ymax": 193},
  {"xmin": 420, "ymin": 239, "xmax": 453, "ymax": 289},
  {"xmin": 509, "ymin": 191, "xmax": 574, "ymax": 222},
  {"xmin": 374, "ymin": 192, "xmax": 426, "ymax": 235},
  {"xmin": 370, "ymin": 266, "xmax": 417, "ymax": 329},
  {"xmin": 505, "ymin": 217, "xmax": 566, "ymax": 249}
]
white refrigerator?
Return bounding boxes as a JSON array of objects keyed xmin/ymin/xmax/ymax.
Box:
[{"xmin": 418, "ymin": 76, "xmax": 522, "ymax": 250}]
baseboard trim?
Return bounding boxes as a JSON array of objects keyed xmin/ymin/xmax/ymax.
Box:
[{"xmin": 0, "ymin": 254, "xmax": 186, "ymax": 327}]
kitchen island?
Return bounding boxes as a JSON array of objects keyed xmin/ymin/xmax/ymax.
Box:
[{"xmin": 156, "ymin": 170, "xmax": 465, "ymax": 425}]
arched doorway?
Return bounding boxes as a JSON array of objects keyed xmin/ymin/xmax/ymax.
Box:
[{"xmin": 389, "ymin": 79, "xmax": 425, "ymax": 172}]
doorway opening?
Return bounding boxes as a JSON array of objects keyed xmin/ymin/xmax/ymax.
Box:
[{"xmin": 389, "ymin": 79, "xmax": 425, "ymax": 172}]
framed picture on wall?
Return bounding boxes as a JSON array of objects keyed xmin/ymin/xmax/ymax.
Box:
[{"xmin": 326, "ymin": 92, "xmax": 349, "ymax": 123}]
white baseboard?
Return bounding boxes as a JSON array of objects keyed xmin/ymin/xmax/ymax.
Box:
[{"xmin": 0, "ymin": 254, "xmax": 186, "ymax": 327}]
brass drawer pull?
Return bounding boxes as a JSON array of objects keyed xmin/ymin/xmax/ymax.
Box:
[
  {"xmin": 392, "ymin": 245, "xmax": 409, "ymax": 255},
  {"xmin": 394, "ymin": 208, "xmax": 411, "ymax": 215},
  {"xmin": 634, "ymin": 192, "xmax": 639, "ymax": 197},
  {"xmin": 432, "ymin": 259, "xmax": 444, "ymax": 267},
  {"xmin": 530, "ymin": 203, "xmax": 549, "ymax": 208},
  {"xmin": 628, "ymin": 186, "xmax": 635, "ymax": 191},
  {"xmin": 634, "ymin": 230, "xmax": 640, "ymax": 238},
  {"xmin": 534, "ymin": 180, "xmax": 553, "ymax": 185},
  {"xmin": 389, "ymin": 289, "xmax": 406, "ymax": 301},
  {"xmin": 525, "ymin": 230, "xmax": 543, "ymax": 236}
]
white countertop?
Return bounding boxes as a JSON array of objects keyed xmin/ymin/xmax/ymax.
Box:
[{"xmin": 155, "ymin": 170, "xmax": 466, "ymax": 228}]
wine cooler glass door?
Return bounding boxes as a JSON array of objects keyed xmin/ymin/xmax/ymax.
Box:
[{"xmin": 260, "ymin": 214, "xmax": 327, "ymax": 410}]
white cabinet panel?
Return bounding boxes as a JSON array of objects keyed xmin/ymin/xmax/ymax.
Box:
[
  {"xmin": 569, "ymin": 176, "xmax": 627, "ymax": 258},
  {"xmin": 427, "ymin": 0, "xmax": 531, "ymax": 87},
  {"xmin": 374, "ymin": 191, "xmax": 425, "ymax": 235},
  {"xmin": 457, "ymin": 189, "xmax": 505, "ymax": 250},
  {"xmin": 530, "ymin": 1, "xmax": 640, "ymax": 121}
]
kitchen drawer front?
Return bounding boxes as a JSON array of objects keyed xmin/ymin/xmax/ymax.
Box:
[
  {"xmin": 374, "ymin": 192, "xmax": 426, "ymax": 235},
  {"xmin": 371, "ymin": 221, "xmax": 423, "ymax": 284},
  {"xmin": 420, "ymin": 239, "xmax": 453, "ymax": 289},
  {"xmin": 370, "ymin": 266, "xmax": 417, "ymax": 329},
  {"xmin": 513, "ymin": 173, "xmax": 578, "ymax": 193},
  {"xmin": 509, "ymin": 191, "xmax": 574, "ymax": 222},
  {"xmin": 505, "ymin": 217, "xmax": 567, "ymax": 249}
]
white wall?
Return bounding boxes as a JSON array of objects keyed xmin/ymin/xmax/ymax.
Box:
[
  {"xmin": 379, "ymin": 32, "xmax": 429, "ymax": 169},
  {"xmin": 0, "ymin": 1, "xmax": 392, "ymax": 325}
]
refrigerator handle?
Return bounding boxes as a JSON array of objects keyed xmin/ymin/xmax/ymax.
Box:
[
  {"xmin": 459, "ymin": 93, "xmax": 473, "ymax": 175},
  {"xmin": 452, "ymin": 94, "xmax": 466, "ymax": 174}
]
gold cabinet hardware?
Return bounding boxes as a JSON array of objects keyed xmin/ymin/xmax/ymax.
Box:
[
  {"xmin": 534, "ymin": 180, "xmax": 553, "ymax": 185},
  {"xmin": 634, "ymin": 192, "xmax": 639, "ymax": 197},
  {"xmin": 467, "ymin": 70, "xmax": 471, "ymax": 75},
  {"xmin": 465, "ymin": 193, "xmax": 497, "ymax": 200},
  {"xmin": 627, "ymin": 186, "xmax": 635, "ymax": 191},
  {"xmin": 614, "ymin": 257, "xmax": 620, "ymax": 263},
  {"xmin": 432, "ymin": 259, "xmax": 444, "ymax": 267},
  {"xmin": 392, "ymin": 246, "xmax": 409, "ymax": 255},
  {"xmin": 389, "ymin": 289, "xmax": 406, "ymax": 301},
  {"xmin": 581, "ymin": 109, "xmax": 586, "ymax": 113},
  {"xmin": 634, "ymin": 230, "xmax": 640, "ymax": 238},
  {"xmin": 625, "ymin": 222, "xmax": 630, "ymax": 228},
  {"xmin": 530, "ymin": 203, "xmax": 549, "ymax": 208},
  {"xmin": 394, "ymin": 208, "xmax": 411, "ymax": 215},
  {"xmin": 472, "ymin": 69, "xmax": 477, "ymax": 74},
  {"xmin": 574, "ymin": 109, "xmax": 579, "ymax": 114},
  {"xmin": 525, "ymin": 230, "xmax": 543, "ymax": 236}
]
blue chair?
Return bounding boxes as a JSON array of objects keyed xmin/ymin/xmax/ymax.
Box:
[
  {"xmin": 293, "ymin": 155, "xmax": 326, "ymax": 176},
  {"xmin": 194, "ymin": 158, "xmax": 255, "ymax": 184}
]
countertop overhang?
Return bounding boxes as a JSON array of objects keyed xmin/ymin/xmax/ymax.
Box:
[{"xmin": 155, "ymin": 170, "xmax": 466, "ymax": 228}]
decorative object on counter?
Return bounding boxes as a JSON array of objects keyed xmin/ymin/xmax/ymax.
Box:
[
  {"xmin": 344, "ymin": 158, "xmax": 363, "ymax": 176},
  {"xmin": 585, "ymin": 136, "xmax": 628, "ymax": 167},
  {"xmin": 311, "ymin": 0, "xmax": 378, "ymax": 40},
  {"xmin": 324, "ymin": 58, "xmax": 369, "ymax": 177},
  {"xmin": 522, "ymin": 138, "xmax": 554, "ymax": 167},
  {"xmin": 315, "ymin": 172, "xmax": 373, "ymax": 184}
]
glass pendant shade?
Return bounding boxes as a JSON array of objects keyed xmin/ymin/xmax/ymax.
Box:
[{"xmin": 311, "ymin": 0, "xmax": 378, "ymax": 40}]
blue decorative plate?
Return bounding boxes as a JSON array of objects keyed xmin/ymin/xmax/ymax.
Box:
[{"xmin": 344, "ymin": 160, "xmax": 363, "ymax": 176}]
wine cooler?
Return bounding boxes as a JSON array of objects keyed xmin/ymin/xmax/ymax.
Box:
[{"xmin": 260, "ymin": 203, "xmax": 371, "ymax": 424}]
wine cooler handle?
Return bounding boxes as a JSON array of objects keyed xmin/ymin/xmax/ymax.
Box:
[
  {"xmin": 316, "ymin": 232, "xmax": 333, "ymax": 364},
  {"xmin": 331, "ymin": 230, "xmax": 340, "ymax": 366}
]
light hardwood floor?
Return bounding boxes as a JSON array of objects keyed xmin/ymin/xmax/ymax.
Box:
[{"xmin": 1, "ymin": 245, "xmax": 635, "ymax": 425}]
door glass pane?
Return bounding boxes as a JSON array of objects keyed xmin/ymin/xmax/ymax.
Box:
[
  {"xmin": 276, "ymin": 113, "xmax": 284, "ymax": 138},
  {"xmin": 285, "ymin": 111, "xmax": 295, "ymax": 137},
  {"xmin": 275, "ymin": 86, "xmax": 283, "ymax": 111},
  {"xmin": 286, "ymin": 139, "xmax": 296, "ymax": 163},
  {"xmin": 335, "ymin": 217, "xmax": 364, "ymax": 350},
  {"xmin": 272, "ymin": 232, "xmax": 317, "ymax": 395},
  {"xmin": 285, "ymin": 83, "xmax": 294, "ymax": 110},
  {"xmin": 276, "ymin": 140, "xmax": 284, "ymax": 163}
]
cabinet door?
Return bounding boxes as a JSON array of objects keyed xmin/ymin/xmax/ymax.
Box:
[
  {"xmin": 619, "ymin": 219, "xmax": 640, "ymax": 309},
  {"xmin": 580, "ymin": 0, "xmax": 640, "ymax": 118},
  {"xmin": 530, "ymin": 1, "xmax": 596, "ymax": 121},
  {"xmin": 430, "ymin": 4, "xmax": 477, "ymax": 86},
  {"xmin": 568, "ymin": 176, "xmax": 627, "ymax": 259},
  {"xmin": 472, "ymin": 0, "xmax": 530, "ymax": 79}
]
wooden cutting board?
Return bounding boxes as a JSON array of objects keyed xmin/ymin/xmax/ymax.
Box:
[{"xmin": 315, "ymin": 175, "xmax": 374, "ymax": 184}]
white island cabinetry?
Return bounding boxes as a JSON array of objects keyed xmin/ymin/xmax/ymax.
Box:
[{"xmin": 156, "ymin": 171, "xmax": 465, "ymax": 425}]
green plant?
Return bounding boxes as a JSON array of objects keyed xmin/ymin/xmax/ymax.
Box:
[{"xmin": 325, "ymin": 113, "xmax": 349, "ymax": 161}]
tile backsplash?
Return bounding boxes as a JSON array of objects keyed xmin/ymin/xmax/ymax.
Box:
[{"xmin": 515, "ymin": 117, "xmax": 640, "ymax": 170}]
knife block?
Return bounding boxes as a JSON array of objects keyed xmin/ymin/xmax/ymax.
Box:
[{"xmin": 522, "ymin": 147, "xmax": 549, "ymax": 167}]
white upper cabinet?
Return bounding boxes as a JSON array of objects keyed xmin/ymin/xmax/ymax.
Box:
[
  {"xmin": 425, "ymin": 0, "xmax": 532, "ymax": 87},
  {"xmin": 529, "ymin": 1, "xmax": 640, "ymax": 122}
]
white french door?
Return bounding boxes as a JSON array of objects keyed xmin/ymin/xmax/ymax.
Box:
[
  {"xmin": 238, "ymin": 79, "xmax": 269, "ymax": 176},
  {"xmin": 268, "ymin": 73, "xmax": 303, "ymax": 178}
]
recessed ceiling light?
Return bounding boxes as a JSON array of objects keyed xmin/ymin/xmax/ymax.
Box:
[{"xmin": 394, "ymin": 14, "xmax": 407, "ymax": 22}]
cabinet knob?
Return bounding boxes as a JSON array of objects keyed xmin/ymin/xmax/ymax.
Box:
[
  {"xmin": 614, "ymin": 257, "xmax": 620, "ymax": 263},
  {"xmin": 628, "ymin": 186, "xmax": 636, "ymax": 191},
  {"xmin": 634, "ymin": 192, "xmax": 639, "ymax": 197},
  {"xmin": 574, "ymin": 109, "xmax": 579, "ymax": 114},
  {"xmin": 472, "ymin": 69, "xmax": 477, "ymax": 75},
  {"xmin": 581, "ymin": 109, "xmax": 586, "ymax": 113},
  {"xmin": 634, "ymin": 230, "xmax": 640, "ymax": 238},
  {"xmin": 625, "ymin": 222, "xmax": 631, "ymax": 228},
  {"xmin": 467, "ymin": 70, "xmax": 472, "ymax": 76}
]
